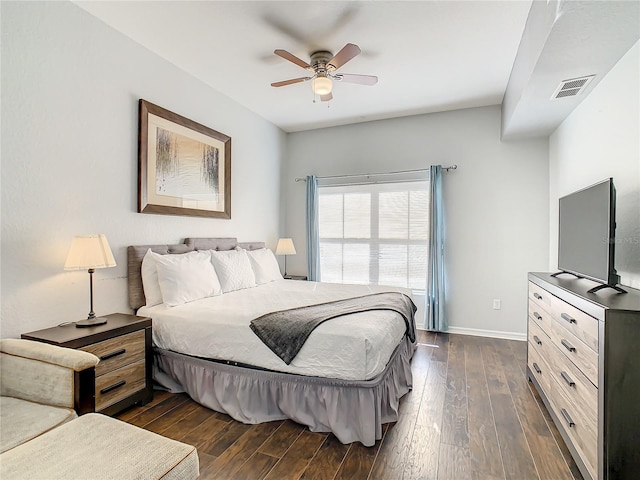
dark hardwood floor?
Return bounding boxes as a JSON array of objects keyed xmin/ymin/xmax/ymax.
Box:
[{"xmin": 116, "ymin": 332, "xmax": 582, "ymax": 480}]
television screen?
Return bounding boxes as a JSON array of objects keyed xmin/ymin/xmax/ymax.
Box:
[{"xmin": 558, "ymin": 178, "xmax": 616, "ymax": 285}]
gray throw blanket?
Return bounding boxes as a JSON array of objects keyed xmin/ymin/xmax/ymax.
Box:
[{"xmin": 250, "ymin": 292, "xmax": 417, "ymax": 364}]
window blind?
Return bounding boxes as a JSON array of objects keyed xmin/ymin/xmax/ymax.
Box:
[{"xmin": 318, "ymin": 180, "xmax": 429, "ymax": 290}]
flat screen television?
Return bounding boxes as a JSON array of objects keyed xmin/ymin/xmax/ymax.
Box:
[{"xmin": 557, "ymin": 178, "xmax": 626, "ymax": 294}]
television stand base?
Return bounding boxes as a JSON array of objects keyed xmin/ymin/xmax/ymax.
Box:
[
  {"xmin": 551, "ymin": 271, "xmax": 583, "ymax": 279},
  {"xmin": 587, "ymin": 284, "xmax": 628, "ymax": 294}
]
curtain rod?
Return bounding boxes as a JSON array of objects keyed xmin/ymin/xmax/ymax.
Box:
[{"xmin": 294, "ymin": 165, "xmax": 457, "ymax": 182}]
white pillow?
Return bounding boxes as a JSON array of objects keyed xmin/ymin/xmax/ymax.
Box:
[
  {"xmin": 209, "ymin": 249, "xmax": 257, "ymax": 293},
  {"xmin": 246, "ymin": 248, "xmax": 283, "ymax": 284},
  {"xmin": 141, "ymin": 249, "xmax": 202, "ymax": 307},
  {"xmin": 154, "ymin": 251, "xmax": 222, "ymax": 307},
  {"xmin": 141, "ymin": 249, "xmax": 164, "ymax": 307}
]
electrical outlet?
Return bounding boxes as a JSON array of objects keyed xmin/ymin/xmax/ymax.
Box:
[{"xmin": 493, "ymin": 299, "xmax": 501, "ymax": 310}]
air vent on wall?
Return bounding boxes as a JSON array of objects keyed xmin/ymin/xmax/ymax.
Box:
[{"xmin": 551, "ymin": 75, "xmax": 595, "ymax": 99}]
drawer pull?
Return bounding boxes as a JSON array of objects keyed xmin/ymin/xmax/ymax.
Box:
[
  {"xmin": 100, "ymin": 380, "xmax": 126, "ymax": 394},
  {"xmin": 533, "ymin": 312, "xmax": 543, "ymax": 321},
  {"xmin": 533, "ymin": 335, "xmax": 542, "ymax": 345},
  {"xmin": 532, "ymin": 363, "xmax": 542, "ymax": 374},
  {"xmin": 533, "ymin": 293, "xmax": 542, "ymax": 300},
  {"xmin": 561, "ymin": 408, "xmax": 576, "ymax": 428},
  {"xmin": 561, "ymin": 313, "xmax": 577, "ymax": 324},
  {"xmin": 561, "ymin": 371, "xmax": 576, "ymax": 387},
  {"xmin": 561, "ymin": 339, "xmax": 576, "ymax": 352},
  {"xmin": 99, "ymin": 349, "xmax": 126, "ymax": 361}
]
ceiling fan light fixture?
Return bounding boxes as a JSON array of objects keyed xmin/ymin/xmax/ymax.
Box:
[{"xmin": 312, "ymin": 76, "xmax": 333, "ymax": 96}]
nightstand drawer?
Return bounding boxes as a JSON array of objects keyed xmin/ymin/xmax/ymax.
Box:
[
  {"xmin": 95, "ymin": 359, "xmax": 146, "ymax": 411},
  {"xmin": 81, "ymin": 330, "xmax": 145, "ymax": 376},
  {"xmin": 284, "ymin": 275, "xmax": 308, "ymax": 281}
]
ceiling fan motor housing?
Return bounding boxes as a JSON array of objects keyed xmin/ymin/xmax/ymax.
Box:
[{"xmin": 310, "ymin": 51, "xmax": 334, "ymax": 74}]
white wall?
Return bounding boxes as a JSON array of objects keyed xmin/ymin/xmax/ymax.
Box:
[
  {"xmin": 1, "ymin": 2, "xmax": 286, "ymax": 338},
  {"xmin": 549, "ymin": 40, "xmax": 640, "ymax": 289},
  {"xmin": 284, "ymin": 106, "xmax": 549, "ymax": 339}
]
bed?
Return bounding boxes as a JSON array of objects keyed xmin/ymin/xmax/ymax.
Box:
[{"xmin": 127, "ymin": 237, "xmax": 416, "ymax": 446}]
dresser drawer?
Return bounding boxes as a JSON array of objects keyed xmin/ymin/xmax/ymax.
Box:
[
  {"xmin": 528, "ymin": 339, "xmax": 553, "ymax": 395},
  {"xmin": 528, "ymin": 298, "xmax": 554, "ymax": 331},
  {"xmin": 81, "ymin": 330, "xmax": 145, "ymax": 376},
  {"xmin": 548, "ymin": 318, "xmax": 599, "ymax": 387},
  {"xmin": 529, "ymin": 281, "xmax": 554, "ymax": 310},
  {"xmin": 528, "ymin": 317, "xmax": 551, "ymax": 353},
  {"xmin": 548, "ymin": 295, "xmax": 599, "ymax": 353},
  {"xmin": 549, "ymin": 376, "xmax": 598, "ymax": 480},
  {"xmin": 95, "ymin": 359, "xmax": 146, "ymax": 411}
]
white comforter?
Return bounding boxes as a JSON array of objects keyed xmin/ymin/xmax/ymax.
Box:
[{"xmin": 139, "ymin": 280, "xmax": 412, "ymax": 381}]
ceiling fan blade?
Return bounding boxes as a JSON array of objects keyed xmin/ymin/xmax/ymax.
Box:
[
  {"xmin": 335, "ymin": 73, "xmax": 378, "ymax": 86},
  {"xmin": 274, "ymin": 49, "xmax": 311, "ymax": 70},
  {"xmin": 320, "ymin": 92, "xmax": 333, "ymax": 102},
  {"xmin": 271, "ymin": 77, "xmax": 311, "ymax": 87},
  {"xmin": 328, "ymin": 43, "xmax": 361, "ymax": 70}
]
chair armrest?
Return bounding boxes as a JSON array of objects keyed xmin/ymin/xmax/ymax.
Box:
[
  {"xmin": 1, "ymin": 338, "xmax": 99, "ymax": 370},
  {"xmin": 1, "ymin": 339, "xmax": 99, "ymax": 410}
]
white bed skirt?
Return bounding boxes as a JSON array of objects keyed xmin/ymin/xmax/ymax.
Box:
[{"xmin": 154, "ymin": 336, "xmax": 415, "ymax": 446}]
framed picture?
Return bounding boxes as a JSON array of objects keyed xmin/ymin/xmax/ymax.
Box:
[{"xmin": 138, "ymin": 99, "xmax": 231, "ymax": 218}]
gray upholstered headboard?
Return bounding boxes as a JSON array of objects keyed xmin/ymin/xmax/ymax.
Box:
[{"xmin": 127, "ymin": 237, "xmax": 266, "ymax": 311}]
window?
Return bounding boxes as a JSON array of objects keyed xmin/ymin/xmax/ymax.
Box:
[{"xmin": 318, "ymin": 180, "xmax": 429, "ymax": 290}]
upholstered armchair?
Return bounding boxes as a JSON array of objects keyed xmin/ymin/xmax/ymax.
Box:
[{"xmin": 0, "ymin": 338, "xmax": 99, "ymax": 453}]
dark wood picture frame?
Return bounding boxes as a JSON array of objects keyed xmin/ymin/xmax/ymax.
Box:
[{"xmin": 138, "ymin": 99, "xmax": 231, "ymax": 219}]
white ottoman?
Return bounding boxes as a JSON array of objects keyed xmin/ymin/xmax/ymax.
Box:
[{"xmin": 0, "ymin": 413, "xmax": 199, "ymax": 480}]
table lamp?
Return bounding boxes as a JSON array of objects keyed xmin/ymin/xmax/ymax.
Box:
[
  {"xmin": 64, "ymin": 234, "xmax": 116, "ymax": 327},
  {"xmin": 275, "ymin": 238, "xmax": 296, "ymax": 276}
]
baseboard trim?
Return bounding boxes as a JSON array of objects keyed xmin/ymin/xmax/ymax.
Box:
[{"xmin": 417, "ymin": 326, "xmax": 526, "ymax": 341}]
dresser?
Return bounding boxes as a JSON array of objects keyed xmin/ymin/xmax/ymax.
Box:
[
  {"xmin": 22, "ymin": 313, "xmax": 153, "ymax": 416},
  {"xmin": 527, "ymin": 273, "xmax": 640, "ymax": 480}
]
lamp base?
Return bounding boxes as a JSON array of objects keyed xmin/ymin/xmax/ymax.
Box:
[{"xmin": 75, "ymin": 317, "xmax": 108, "ymax": 328}]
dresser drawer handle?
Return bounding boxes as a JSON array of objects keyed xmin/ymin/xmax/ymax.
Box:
[
  {"xmin": 561, "ymin": 408, "xmax": 576, "ymax": 428},
  {"xmin": 561, "ymin": 313, "xmax": 577, "ymax": 324},
  {"xmin": 561, "ymin": 339, "xmax": 576, "ymax": 352},
  {"xmin": 100, "ymin": 380, "xmax": 126, "ymax": 395},
  {"xmin": 561, "ymin": 371, "xmax": 576, "ymax": 387},
  {"xmin": 532, "ymin": 363, "xmax": 542, "ymax": 374},
  {"xmin": 99, "ymin": 349, "xmax": 126, "ymax": 361},
  {"xmin": 533, "ymin": 335, "xmax": 542, "ymax": 345},
  {"xmin": 533, "ymin": 312, "xmax": 543, "ymax": 321},
  {"xmin": 533, "ymin": 293, "xmax": 542, "ymax": 300}
]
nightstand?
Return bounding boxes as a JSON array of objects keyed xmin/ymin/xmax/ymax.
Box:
[
  {"xmin": 22, "ymin": 313, "xmax": 153, "ymax": 416},
  {"xmin": 284, "ymin": 274, "xmax": 308, "ymax": 281}
]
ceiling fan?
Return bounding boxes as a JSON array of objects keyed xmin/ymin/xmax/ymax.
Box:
[{"xmin": 270, "ymin": 43, "xmax": 378, "ymax": 102}]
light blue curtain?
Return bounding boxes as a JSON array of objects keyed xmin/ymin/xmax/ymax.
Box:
[
  {"xmin": 426, "ymin": 165, "xmax": 446, "ymax": 331},
  {"xmin": 306, "ymin": 175, "xmax": 321, "ymax": 281}
]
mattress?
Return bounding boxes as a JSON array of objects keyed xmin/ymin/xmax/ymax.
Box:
[{"xmin": 139, "ymin": 280, "xmax": 412, "ymax": 381}]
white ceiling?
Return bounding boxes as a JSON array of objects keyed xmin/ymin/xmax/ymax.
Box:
[{"xmin": 75, "ymin": 1, "xmax": 533, "ymax": 133}]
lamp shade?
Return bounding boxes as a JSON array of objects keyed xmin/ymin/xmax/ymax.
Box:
[
  {"xmin": 275, "ymin": 238, "xmax": 296, "ymax": 256},
  {"xmin": 64, "ymin": 234, "xmax": 116, "ymax": 270}
]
